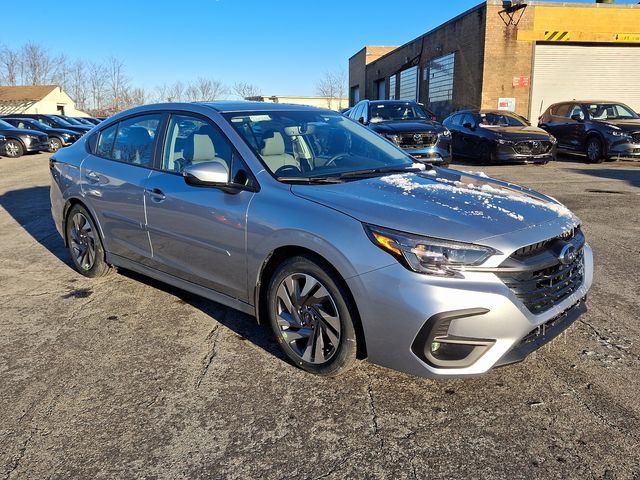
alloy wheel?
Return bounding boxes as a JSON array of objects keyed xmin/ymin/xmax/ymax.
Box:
[
  {"xmin": 69, "ymin": 212, "xmax": 96, "ymax": 271},
  {"xmin": 274, "ymin": 273, "xmax": 341, "ymax": 364},
  {"xmin": 49, "ymin": 138, "xmax": 62, "ymax": 152},
  {"xmin": 587, "ymin": 139, "xmax": 601, "ymax": 162},
  {"xmin": 5, "ymin": 141, "xmax": 20, "ymax": 157}
]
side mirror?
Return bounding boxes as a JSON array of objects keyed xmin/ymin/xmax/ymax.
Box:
[
  {"xmin": 183, "ymin": 161, "xmax": 229, "ymax": 187},
  {"xmin": 358, "ymin": 117, "xmax": 366, "ymax": 125},
  {"xmin": 463, "ymin": 122, "xmax": 475, "ymax": 130},
  {"xmin": 571, "ymin": 114, "xmax": 584, "ymax": 122}
]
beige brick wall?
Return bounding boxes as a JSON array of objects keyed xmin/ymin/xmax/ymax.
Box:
[{"xmin": 349, "ymin": 46, "xmax": 397, "ymax": 106}]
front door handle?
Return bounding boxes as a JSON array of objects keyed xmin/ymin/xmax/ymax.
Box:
[{"xmin": 146, "ymin": 188, "xmax": 166, "ymax": 202}]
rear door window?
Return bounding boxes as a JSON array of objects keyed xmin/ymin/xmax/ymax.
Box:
[{"xmin": 110, "ymin": 114, "xmax": 162, "ymax": 167}]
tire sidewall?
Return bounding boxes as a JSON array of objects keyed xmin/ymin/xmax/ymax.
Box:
[
  {"xmin": 65, "ymin": 204, "xmax": 110, "ymax": 278},
  {"xmin": 586, "ymin": 137, "xmax": 604, "ymax": 163},
  {"xmin": 267, "ymin": 256, "xmax": 357, "ymax": 376},
  {"xmin": 5, "ymin": 139, "xmax": 23, "ymax": 158}
]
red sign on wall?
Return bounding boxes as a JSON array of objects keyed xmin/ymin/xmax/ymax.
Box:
[{"xmin": 512, "ymin": 76, "xmax": 530, "ymax": 88}]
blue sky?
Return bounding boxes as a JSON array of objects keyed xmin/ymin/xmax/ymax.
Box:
[{"xmin": 1, "ymin": 0, "xmax": 637, "ymax": 96}]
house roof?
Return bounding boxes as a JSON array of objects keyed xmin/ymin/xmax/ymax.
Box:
[{"xmin": 0, "ymin": 85, "xmax": 58, "ymax": 102}]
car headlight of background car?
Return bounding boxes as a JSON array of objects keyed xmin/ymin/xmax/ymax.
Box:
[
  {"xmin": 439, "ymin": 128, "xmax": 451, "ymax": 137},
  {"xmin": 364, "ymin": 224, "xmax": 498, "ymax": 276},
  {"xmin": 607, "ymin": 129, "xmax": 628, "ymax": 138},
  {"xmin": 384, "ymin": 134, "xmax": 400, "ymax": 145},
  {"xmin": 549, "ymin": 135, "xmax": 557, "ymax": 144},
  {"xmin": 496, "ymin": 138, "xmax": 515, "ymax": 146}
]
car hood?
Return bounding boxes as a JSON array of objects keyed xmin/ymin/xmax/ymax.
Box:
[
  {"xmin": 592, "ymin": 119, "xmax": 640, "ymax": 132},
  {"xmin": 49, "ymin": 128, "xmax": 78, "ymax": 136},
  {"xmin": 369, "ymin": 120, "xmax": 440, "ymax": 134},
  {"xmin": 480, "ymin": 125, "xmax": 552, "ymax": 140},
  {"xmin": 291, "ymin": 168, "xmax": 578, "ymax": 244}
]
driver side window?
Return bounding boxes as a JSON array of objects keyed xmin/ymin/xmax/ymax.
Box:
[{"xmin": 162, "ymin": 114, "xmax": 232, "ymax": 175}]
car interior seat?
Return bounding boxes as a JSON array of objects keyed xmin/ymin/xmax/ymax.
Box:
[{"xmin": 260, "ymin": 131, "xmax": 298, "ymax": 172}]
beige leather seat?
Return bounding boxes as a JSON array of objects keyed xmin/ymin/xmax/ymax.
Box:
[
  {"xmin": 186, "ymin": 126, "xmax": 229, "ymax": 174},
  {"xmin": 260, "ymin": 132, "xmax": 297, "ymax": 172}
]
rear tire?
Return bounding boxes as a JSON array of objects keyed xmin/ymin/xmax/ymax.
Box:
[
  {"xmin": 267, "ymin": 256, "xmax": 358, "ymax": 376},
  {"xmin": 586, "ymin": 137, "xmax": 604, "ymax": 163},
  {"xmin": 4, "ymin": 139, "xmax": 24, "ymax": 158},
  {"xmin": 65, "ymin": 204, "xmax": 112, "ymax": 278}
]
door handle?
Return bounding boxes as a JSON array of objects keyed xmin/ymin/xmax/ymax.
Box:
[
  {"xmin": 146, "ymin": 188, "xmax": 166, "ymax": 202},
  {"xmin": 86, "ymin": 170, "xmax": 100, "ymax": 183}
]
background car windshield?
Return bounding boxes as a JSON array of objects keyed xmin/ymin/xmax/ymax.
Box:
[
  {"xmin": 224, "ymin": 110, "xmax": 412, "ymax": 179},
  {"xmin": 479, "ymin": 113, "xmax": 525, "ymax": 127},
  {"xmin": 586, "ymin": 104, "xmax": 639, "ymax": 120},
  {"xmin": 369, "ymin": 103, "xmax": 428, "ymax": 123}
]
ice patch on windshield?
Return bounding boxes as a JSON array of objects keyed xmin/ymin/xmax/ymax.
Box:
[{"xmin": 381, "ymin": 173, "xmax": 575, "ymax": 223}]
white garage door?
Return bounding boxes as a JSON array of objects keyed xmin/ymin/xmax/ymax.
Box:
[
  {"xmin": 530, "ymin": 44, "xmax": 640, "ymax": 120},
  {"xmin": 399, "ymin": 66, "xmax": 419, "ymax": 101}
]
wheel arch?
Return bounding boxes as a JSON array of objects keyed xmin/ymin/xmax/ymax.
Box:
[
  {"xmin": 62, "ymin": 197, "xmax": 106, "ymax": 248},
  {"xmin": 255, "ymin": 245, "xmax": 368, "ymax": 359}
]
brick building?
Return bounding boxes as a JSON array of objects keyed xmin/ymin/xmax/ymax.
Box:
[{"xmin": 349, "ymin": 0, "xmax": 640, "ymax": 120}]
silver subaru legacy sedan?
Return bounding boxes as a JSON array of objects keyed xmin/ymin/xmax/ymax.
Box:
[{"xmin": 50, "ymin": 102, "xmax": 593, "ymax": 378}]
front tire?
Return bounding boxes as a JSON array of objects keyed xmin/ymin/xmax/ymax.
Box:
[
  {"xmin": 586, "ymin": 137, "xmax": 604, "ymax": 163},
  {"xmin": 49, "ymin": 137, "xmax": 63, "ymax": 152},
  {"xmin": 65, "ymin": 204, "xmax": 112, "ymax": 278},
  {"xmin": 4, "ymin": 139, "xmax": 24, "ymax": 158},
  {"xmin": 267, "ymin": 256, "xmax": 358, "ymax": 376}
]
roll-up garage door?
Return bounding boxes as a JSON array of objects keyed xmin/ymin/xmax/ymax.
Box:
[
  {"xmin": 399, "ymin": 66, "xmax": 419, "ymax": 101},
  {"xmin": 530, "ymin": 44, "xmax": 640, "ymax": 120}
]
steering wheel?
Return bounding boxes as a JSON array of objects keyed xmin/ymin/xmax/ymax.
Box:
[
  {"xmin": 274, "ymin": 165, "xmax": 301, "ymax": 177},
  {"xmin": 324, "ymin": 153, "xmax": 349, "ymax": 168}
]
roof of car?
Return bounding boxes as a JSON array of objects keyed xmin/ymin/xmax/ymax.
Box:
[
  {"xmin": 452, "ymin": 109, "xmax": 519, "ymax": 115},
  {"xmin": 369, "ymin": 100, "xmax": 419, "ymax": 105},
  {"xmin": 553, "ymin": 100, "xmax": 622, "ymax": 105},
  {"xmin": 202, "ymin": 101, "xmax": 330, "ymax": 113}
]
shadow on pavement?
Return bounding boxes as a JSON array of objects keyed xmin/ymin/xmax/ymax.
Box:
[
  {"xmin": 569, "ymin": 167, "xmax": 640, "ymax": 188},
  {"xmin": 0, "ymin": 186, "xmax": 282, "ymax": 362},
  {"xmin": 0, "ymin": 185, "xmax": 71, "ymax": 264}
]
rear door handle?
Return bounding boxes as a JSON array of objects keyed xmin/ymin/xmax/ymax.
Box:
[
  {"xmin": 146, "ymin": 188, "xmax": 166, "ymax": 202},
  {"xmin": 86, "ymin": 170, "xmax": 100, "ymax": 183}
]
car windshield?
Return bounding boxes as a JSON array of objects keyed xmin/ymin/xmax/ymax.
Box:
[
  {"xmin": 479, "ymin": 113, "xmax": 526, "ymax": 127},
  {"xmin": 586, "ymin": 103, "xmax": 639, "ymax": 120},
  {"xmin": 60, "ymin": 116, "xmax": 82, "ymax": 125},
  {"xmin": 224, "ymin": 110, "xmax": 414, "ymax": 181},
  {"xmin": 0, "ymin": 119, "xmax": 17, "ymax": 128},
  {"xmin": 369, "ymin": 103, "xmax": 429, "ymax": 123},
  {"xmin": 51, "ymin": 117, "xmax": 72, "ymax": 126}
]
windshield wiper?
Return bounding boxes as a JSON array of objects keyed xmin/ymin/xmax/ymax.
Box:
[
  {"xmin": 335, "ymin": 165, "xmax": 428, "ymax": 179},
  {"xmin": 277, "ymin": 176, "xmax": 344, "ymax": 184}
]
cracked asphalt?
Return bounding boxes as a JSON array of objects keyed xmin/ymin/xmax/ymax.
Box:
[{"xmin": 0, "ymin": 152, "xmax": 639, "ymax": 479}]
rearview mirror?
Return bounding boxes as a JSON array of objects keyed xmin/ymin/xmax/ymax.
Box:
[{"xmin": 183, "ymin": 161, "xmax": 229, "ymax": 187}]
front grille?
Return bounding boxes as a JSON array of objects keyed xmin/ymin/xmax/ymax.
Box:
[
  {"xmin": 514, "ymin": 140, "xmax": 552, "ymax": 156},
  {"xmin": 512, "ymin": 226, "xmax": 581, "ymax": 258},
  {"xmin": 632, "ymin": 132, "xmax": 640, "ymax": 144},
  {"xmin": 398, "ymin": 132, "xmax": 438, "ymax": 149},
  {"xmin": 499, "ymin": 251, "xmax": 584, "ymax": 315}
]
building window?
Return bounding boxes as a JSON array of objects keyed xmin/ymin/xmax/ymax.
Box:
[
  {"xmin": 428, "ymin": 53, "xmax": 455, "ymax": 103},
  {"xmin": 389, "ymin": 75, "xmax": 397, "ymax": 100},
  {"xmin": 375, "ymin": 79, "xmax": 385, "ymax": 100},
  {"xmin": 399, "ymin": 66, "xmax": 419, "ymax": 101},
  {"xmin": 350, "ymin": 86, "xmax": 360, "ymax": 106}
]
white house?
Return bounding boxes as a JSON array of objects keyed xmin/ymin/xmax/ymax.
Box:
[{"xmin": 0, "ymin": 85, "xmax": 88, "ymax": 116}]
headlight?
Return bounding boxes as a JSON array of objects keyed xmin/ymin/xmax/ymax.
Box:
[
  {"xmin": 364, "ymin": 224, "xmax": 498, "ymax": 276},
  {"xmin": 439, "ymin": 128, "xmax": 451, "ymax": 137},
  {"xmin": 61, "ymin": 133, "xmax": 71, "ymax": 140},
  {"xmin": 497, "ymin": 138, "xmax": 514, "ymax": 145},
  {"xmin": 549, "ymin": 135, "xmax": 557, "ymax": 144},
  {"xmin": 384, "ymin": 134, "xmax": 400, "ymax": 145},
  {"xmin": 607, "ymin": 130, "xmax": 627, "ymax": 137}
]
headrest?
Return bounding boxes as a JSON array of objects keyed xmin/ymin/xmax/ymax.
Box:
[
  {"xmin": 126, "ymin": 127, "xmax": 151, "ymax": 145},
  {"xmin": 261, "ymin": 132, "xmax": 285, "ymax": 156}
]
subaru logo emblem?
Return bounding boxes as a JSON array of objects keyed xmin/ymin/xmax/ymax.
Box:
[
  {"xmin": 413, "ymin": 133, "xmax": 423, "ymax": 143},
  {"xmin": 558, "ymin": 243, "xmax": 577, "ymax": 265}
]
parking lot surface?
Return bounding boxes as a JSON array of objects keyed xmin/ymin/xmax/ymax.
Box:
[{"xmin": 1, "ymin": 152, "xmax": 639, "ymax": 479}]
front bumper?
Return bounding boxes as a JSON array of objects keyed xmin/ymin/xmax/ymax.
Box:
[
  {"xmin": 404, "ymin": 143, "xmax": 452, "ymax": 164},
  {"xmin": 346, "ymin": 243, "xmax": 593, "ymax": 378},
  {"xmin": 24, "ymin": 138, "xmax": 50, "ymax": 152},
  {"xmin": 493, "ymin": 144, "xmax": 557, "ymax": 164},
  {"xmin": 606, "ymin": 139, "xmax": 640, "ymax": 159}
]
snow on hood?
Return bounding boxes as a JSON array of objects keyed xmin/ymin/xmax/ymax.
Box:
[{"xmin": 291, "ymin": 168, "xmax": 579, "ymax": 244}]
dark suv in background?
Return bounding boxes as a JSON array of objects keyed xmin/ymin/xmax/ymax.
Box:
[
  {"xmin": 538, "ymin": 101, "xmax": 640, "ymax": 163},
  {"xmin": 346, "ymin": 100, "xmax": 452, "ymax": 165},
  {"xmin": 3, "ymin": 117, "xmax": 80, "ymax": 152},
  {"xmin": 1, "ymin": 114, "xmax": 91, "ymax": 136},
  {"xmin": 0, "ymin": 118, "xmax": 49, "ymax": 157},
  {"xmin": 444, "ymin": 110, "xmax": 556, "ymax": 165}
]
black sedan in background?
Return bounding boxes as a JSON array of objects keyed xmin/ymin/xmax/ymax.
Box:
[
  {"xmin": 0, "ymin": 119, "xmax": 49, "ymax": 157},
  {"xmin": 1, "ymin": 114, "xmax": 90, "ymax": 136},
  {"xmin": 346, "ymin": 100, "xmax": 452, "ymax": 165},
  {"xmin": 443, "ymin": 110, "xmax": 557, "ymax": 164},
  {"xmin": 3, "ymin": 117, "xmax": 80, "ymax": 152},
  {"xmin": 538, "ymin": 101, "xmax": 640, "ymax": 163},
  {"xmin": 0, "ymin": 134, "xmax": 6, "ymax": 156}
]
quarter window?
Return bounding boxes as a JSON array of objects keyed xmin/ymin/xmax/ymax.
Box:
[{"xmin": 96, "ymin": 123, "xmax": 118, "ymax": 158}]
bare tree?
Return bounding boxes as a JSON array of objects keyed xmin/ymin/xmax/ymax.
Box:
[
  {"xmin": 106, "ymin": 56, "xmax": 129, "ymax": 111},
  {"xmin": 0, "ymin": 46, "xmax": 21, "ymax": 85},
  {"xmin": 168, "ymin": 81, "xmax": 185, "ymax": 102},
  {"xmin": 69, "ymin": 60, "xmax": 88, "ymax": 111},
  {"xmin": 232, "ymin": 81, "xmax": 261, "ymax": 99},
  {"xmin": 123, "ymin": 87, "xmax": 146, "ymax": 108},
  {"xmin": 316, "ymin": 70, "xmax": 347, "ymax": 109},
  {"xmin": 21, "ymin": 42, "xmax": 55, "ymax": 85},
  {"xmin": 88, "ymin": 62, "xmax": 108, "ymax": 111},
  {"xmin": 184, "ymin": 78, "xmax": 228, "ymax": 102},
  {"xmin": 51, "ymin": 53, "xmax": 72, "ymax": 92}
]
